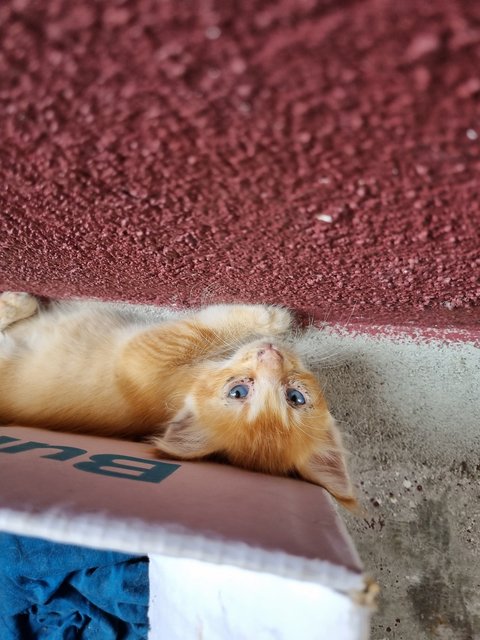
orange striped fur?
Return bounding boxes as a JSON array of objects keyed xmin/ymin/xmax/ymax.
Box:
[{"xmin": 0, "ymin": 293, "xmax": 356, "ymax": 509}]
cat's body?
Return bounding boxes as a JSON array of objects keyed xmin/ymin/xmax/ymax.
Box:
[{"xmin": 0, "ymin": 292, "xmax": 356, "ymax": 509}]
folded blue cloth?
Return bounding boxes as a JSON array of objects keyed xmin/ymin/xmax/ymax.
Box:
[{"xmin": 0, "ymin": 532, "xmax": 149, "ymax": 640}]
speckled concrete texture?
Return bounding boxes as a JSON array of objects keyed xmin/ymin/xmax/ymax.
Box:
[
  {"xmin": 0, "ymin": 0, "xmax": 479, "ymax": 329},
  {"xmin": 295, "ymin": 327, "xmax": 480, "ymax": 640}
]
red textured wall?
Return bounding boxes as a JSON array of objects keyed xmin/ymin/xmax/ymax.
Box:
[{"xmin": 1, "ymin": 0, "xmax": 479, "ymax": 330}]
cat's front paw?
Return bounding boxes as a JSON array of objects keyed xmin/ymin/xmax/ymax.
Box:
[
  {"xmin": 0, "ymin": 292, "xmax": 39, "ymax": 330},
  {"xmin": 255, "ymin": 305, "xmax": 293, "ymax": 336},
  {"xmin": 194, "ymin": 303, "xmax": 293, "ymax": 337}
]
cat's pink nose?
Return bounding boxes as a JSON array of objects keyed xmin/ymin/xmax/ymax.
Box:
[{"xmin": 257, "ymin": 344, "xmax": 283, "ymax": 364}]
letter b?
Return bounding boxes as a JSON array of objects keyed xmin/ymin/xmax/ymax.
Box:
[{"xmin": 74, "ymin": 454, "xmax": 179, "ymax": 483}]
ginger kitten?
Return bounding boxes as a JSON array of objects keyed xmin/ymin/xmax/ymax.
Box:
[{"xmin": 0, "ymin": 292, "xmax": 356, "ymax": 509}]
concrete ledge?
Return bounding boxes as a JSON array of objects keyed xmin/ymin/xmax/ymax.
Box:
[{"xmin": 296, "ymin": 325, "xmax": 479, "ymax": 640}]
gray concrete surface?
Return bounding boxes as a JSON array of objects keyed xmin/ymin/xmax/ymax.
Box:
[{"xmin": 295, "ymin": 327, "xmax": 480, "ymax": 640}]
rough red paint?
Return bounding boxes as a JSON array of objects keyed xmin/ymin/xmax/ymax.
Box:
[{"xmin": 0, "ymin": 0, "xmax": 479, "ymax": 333}]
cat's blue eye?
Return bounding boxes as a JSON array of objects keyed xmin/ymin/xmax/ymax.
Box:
[
  {"xmin": 286, "ymin": 388, "xmax": 306, "ymax": 406},
  {"xmin": 228, "ymin": 384, "xmax": 249, "ymax": 399}
]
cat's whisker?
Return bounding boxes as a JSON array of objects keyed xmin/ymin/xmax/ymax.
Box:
[{"xmin": 339, "ymin": 303, "xmax": 358, "ymax": 332}]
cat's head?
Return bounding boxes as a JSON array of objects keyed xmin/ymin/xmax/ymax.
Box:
[{"xmin": 153, "ymin": 339, "xmax": 357, "ymax": 510}]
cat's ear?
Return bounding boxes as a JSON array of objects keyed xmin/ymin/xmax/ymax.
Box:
[
  {"xmin": 297, "ymin": 417, "xmax": 358, "ymax": 512},
  {"xmin": 151, "ymin": 411, "xmax": 213, "ymax": 460}
]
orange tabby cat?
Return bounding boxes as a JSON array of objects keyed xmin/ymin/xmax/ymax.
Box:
[{"xmin": 0, "ymin": 292, "xmax": 356, "ymax": 509}]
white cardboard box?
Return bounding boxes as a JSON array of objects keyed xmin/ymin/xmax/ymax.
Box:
[{"xmin": 0, "ymin": 426, "xmax": 374, "ymax": 639}]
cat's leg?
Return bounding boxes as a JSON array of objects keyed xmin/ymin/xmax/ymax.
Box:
[
  {"xmin": 121, "ymin": 304, "xmax": 294, "ymax": 371},
  {"xmin": 193, "ymin": 304, "xmax": 293, "ymax": 339},
  {"xmin": 0, "ymin": 292, "xmax": 39, "ymax": 331}
]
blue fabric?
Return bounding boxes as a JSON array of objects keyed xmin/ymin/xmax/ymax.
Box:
[{"xmin": 0, "ymin": 532, "xmax": 149, "ymax": 640}]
